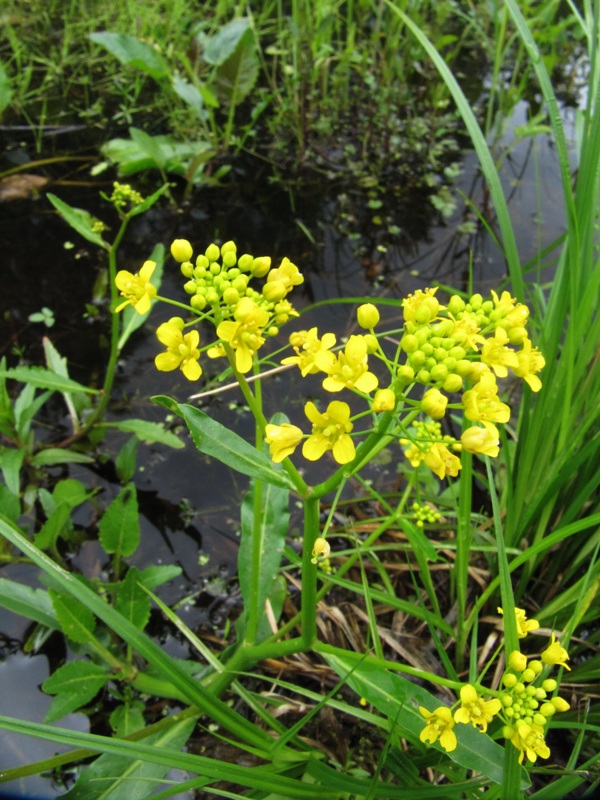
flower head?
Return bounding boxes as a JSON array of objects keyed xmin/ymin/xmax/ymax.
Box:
[
  {"xmin": 115, "ymin": 260, "xmax": 157, "ymax": 314},
  {"xmin": 453, "ymin": 684, "xmax": 501, "ymax": 732},
  {"xmin": 216, "ymin": 298, "xmax": 270, "ymax": 373},
  {"xmin": 322, "ymin": 335, "xmax": 378, "ymax": 394},
  {"xmin": 462, "ymin": 371, "xmax": 511, "ymax": 424},
  {"xmin": 155, "ymin": 317, "xmax": 201, "ymax": 381},
  {"xmin": 498, "ymin": 607, "xmax": 540, "ymax": 639},
  {"xmin": 424, "ymin": 442, "xmax": 461, "ymax": 480},
  {"xmin": 461, "ymin": 424, "xmax": 500, "ymax": 457},
  {"xmin": 541, "ymin": 633, "xmax": 571, "ymax": 671},
  {"xmin": 419, "ymin": 706, "xmax": 457, "ymax": 752},
  {"xmin": 311, "ymin": 537, "xmax": 331, "ymax": 564},
  {"xmin": 513, "ymin": 337, "xmax": 546, "ymax": 392},
  {"xmin": 302, "ymin": 401, "xmax": 355, "ymax": 464},
  {"xmin": 403, "ymin": 287, "xmax": 443, "ymax": 325},
  {"xmin": 281, "ymin": 327, "xmax": 337, "ymax": 376},
  {"xmin": 509, "ymin": 721, "xmax": 550, "ymax": 764},
  {"xmin": 481, "ymin": 328, "xmax": 520, "ymax": 378},
  {"xmin": 265, "ymin": 422, "xmax": 303, "ymax": 463}
]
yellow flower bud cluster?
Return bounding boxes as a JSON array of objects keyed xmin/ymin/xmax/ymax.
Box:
[
  {"xmin": 109, "ymin": 181, "xmax": 144, "ymax": 210},
  {"xmin": 400, "ymin": 421, "xmax": 461, "ymax": 480}
]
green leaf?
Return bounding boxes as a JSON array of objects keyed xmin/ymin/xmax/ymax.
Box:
[
  {"xmin": 324, "ymin": 653, "xmax": 529, "ymax": 789},
  {"xmin": 204, "ymin": 18, "xmax": 252, "ymax": 66},
  {"xmin": 172, "ymin": 74, "xmax": 206, "ymax": 118},
  {"xmin": 0, "ymin": 61, "xmax": 13, "ymax": 115},
  {"xmin": 237, "ymin": 478, "xmax": 289, "ymax": 642},
  {"xmin": 30, "ymin": 449, "xmax": 94, "ymax": 467},
  {"xmin": 115, "ymin": 567, "xmax": 151, "ymax": 630},
  {"xmin": 89, "ymin": 32, "xmax": 170, "ymax": 81},
  {"xmin": 173, "ymin": 403, "xmax": 293, "ymax": 489},
  {"xmin": 136, "ymin": 564, "xmax": 182, "ymax": 589},
  {"xmin": 101, "ymin": 134, "xmax": 213, "ymax": 179},
  {"xmin": 0, "ymin": 484, "xmax": 20, "ymax": 522},
  {"xmin": 101, "ymin": 418, "xmax": 183, "ymax": 449},
  {"xmin": 0, "ymin": 578, "xmax": 57, "ymax": 628},
  {"xmin": 47, "ymin": 193, "xmax": 107, "ymax": 248},
  {"xmin": 0, "ymin": 448, "xmax": 24, "ymax": 496},
  {"xmin": 0, "ymin": 366, "xmax": 100, "ymax": 395},
  {"xmin": 99, "ymin": 484, "xmax": 140, "ymax": 559},
  {"xmin": 109, "ymin": 701, "xmax": 146, "ymax": 737},
  {"xmin": 214, "ymin": 28, "xmax": 259, "ymax": 107},
  {"xmin": 114, "ymin": 436, "xmax": 139, "ymax": 483},
  {"xmin": 129, "ymin": 126, "xmax": 168, "ymax": 168},
  {"xmin": 50, "ymin": 590, "xmax": 96, "ymax": 643},
  {"xmin": 52, "ymin": 478, "xmax": 91, "ymax": 508},
  {"xmin": 34, "ymin": 502, "xmax": 72, "ymax": 551},
  {"xmin": 42, "ymin": 661, "xmax": 110, "ymax": 723}
]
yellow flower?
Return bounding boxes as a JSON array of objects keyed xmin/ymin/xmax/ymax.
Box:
[
  {"xmin": 322, "ymin": 335, "xmax": 378, "ymax": 394},
  {"xmin": 461, "ymin": 424, "xmax": 500, "ymax": 457},
  {"xmin": 155, "ymin": 317, "xmax": 201, "ymax": 381},
  {"xmin": 302, "ymin": 401, "xmax": 355, "ymax": 464},
  {"xmin": 451, "ymin": 313, "xmax": 486, "ymax": 351},
  {"xmin": 462, "ymin": 371, "xmax": 511, "ymax": 424},
  {"xmin": 372, "ymin": 388, "xmax": 396, "ymax": 412},
  {"xmin": 513, "ymin": 338, "xmax": 545, "ymax": 392},
  {"xmin": 419, "ymin": 706, "xmax": 457, "ymax": 752},
  {"xmin": 510, "ymin": 721, "xmax": 550, "ymax": 764},
  {"xmin": 424, "ymin": 442, "xmax": 461, "ymax": 480},
  {"xmin": 453, "ymin": 684, "xmax": 502, "ymax": 733},
  {"xmin": 311, "ymin": 537, "xmax": 331, "ymax": 564},
  {"xmin": 541, "ymin": 633, "xmax": 571, "ymax": 671},
  {"xmin": 403, "ymin": 287, "xmax": 443, "ymax": 324},
  {"xmin": 264, "ymin": 257, "xmax": 304, "ymax": 301},
  {"xmin": 170, "ymin": 239, "xmax": 193, "ymax": 262},
  {"xmin": 216, "ymin": 298, "xmax": 269, "ymax": 373},
  {"xmin": 281, "ymin": 327, "xmax": 337, "ymax": 376},
  {"xmin": 421, "ymin": 388, "xmax": 448, "ymax": 419},
  {"xmin": 115, "ymin": 260, "xmax": 157, "ymax": 314},
  {"xmin": 481, "ymin": 328, "xmax": 520, "ymax": 378},
  {"xmin": 498, "ymin": 607, "xmax": 540, "ymax": 639},
  {"xmin": 264, "ymin": 423, "xmax": 303, "ymax": 463}
]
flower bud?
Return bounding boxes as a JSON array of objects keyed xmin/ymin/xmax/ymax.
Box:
[
  {"xmin": 251, "ymin": 256, "xmax": 271, "ymax": 277},
  {"xmin": 503, "ymin": 673, "xmax": 518, "ymax": 689},
  {"xmin": 401, "ymin": 334, "xmax": 419, "ymax": 354},
  {"xmin": 311, "ymin": 537, "xmax": 331, "ymax": 564},
  {"xmin": 447, "ymin": 295, "xmax": 465, "ymax": 316},
  {"xmin": 551, "ymin": 696, "xmax": 570, "ymax": 712},
  {"xmin": 262, "ymin": 281, "xmax": 286, "ymax": 302},
  {"xmin": 421, "ymin": 388, "xmax": 448, "ymax": 419},
  {"xmin": 171, "ymin": 239, "xmax": 193, "ymax": 262},
  {"xmin": 508, "ymin": 651, "xmax": 528, "ymax": 673},
  {"xmin": 540, "ymin": 702, "xmax": 556, "ymax": 717},
  {"xmin": 529, "ymin": 660, "xmax": 543, "ymax": 675},
  {"xmin": 190, "ymin": 294, "xmax": 207, "ymax": 311},
  {"xmin": 541, "ymin": 678, "xmax": 557, "ymax": 692},
  {"xmin": 396, "ymin": 365, "xmax": 415, "ymax": 385},
  {"xmin": 533, "ymin": 713, "xmax": 547, "ymax": 726},
  {"xmin": 372, "ymin": 388, "xmax": 396, "ymax": 412},
  {"xmin": 357, "ymin": 303, "xmax": 380, "ymax": 329},
  {"xmin": 442, "ymin": 373, "xmax": 463, "ymax": 393},
  {"xmin": 364, "ymin": 334, "xmax": 378, "ymax": 354},
  {"xmin": 205, "ymin": 243, "xmax": 221, "ymax": 262},
  {"xmin": 521, "ymin": 668, "xmax": 536, "ymax": 683}
]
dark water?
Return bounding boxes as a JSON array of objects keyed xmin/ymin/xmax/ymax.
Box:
[{"xmin": 0, "ymin": 99, "xmax": 573, "ymax": 797}]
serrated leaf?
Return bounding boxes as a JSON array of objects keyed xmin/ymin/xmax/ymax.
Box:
[
  {"xmin": 0, "ymin": 578, "xmax": 57, "ymax": 628},
  {"xmin": 42, "ymin": 661, "xmax": 110, "ymax": 723},
  {"xmin": 47, "ymin": 193, "xmax": 107, "ymax": 248},
  {"xmin": 89, "ymin": 32, "xmax": 170, "ymax": 81},
  {"xmin": 114, "ymin": 567, "xmax": 150, "ymax": 630},
  {"xmin": 102, "ymin": 418, "xmax": 183, "ymax": 448},
  {"xmin": 98, "ymin": 484, "xmax": 140, "ymax": 558},
  {"xmin": 175, "ymin": 403, "xmax": 293, "ymax": 489},
  {"xmin": 59, "ymin": 716, "xmax": 196, "ymax": 799},
  {"xmin": 109, "ymin": 702, "xmax": 145, "ymax": 737},
  {"xmin": 0, "ymin": 366, "xmax": 100, "ymax": 395},
  {"xmin": 50, "ymin": 590, "xmax": 96, "ymax": 643},
  {"xmin": 136, "ymin": 564, "xmax": 182, "ymax": 589},
  {"xmin": 324, "ymin": 654, "xmax": 530, "ymax": 789}
]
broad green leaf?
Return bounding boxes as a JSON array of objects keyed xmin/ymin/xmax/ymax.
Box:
[
  {"xmin": 169, "ymin": 402, "xmax": 293, "ymax": 489},
  {"xmin": 30, "ymin": 449, "xmax": 94, "ymax": 467},
  {"xmin": 53, "ymin": 478, "xmax": 91, "ymax": 508},
  {"xmin": 89, "ymin": 32, "xmax": 170, "ymax": 81},
  {"xmin": 324, "ymin": 653, "xmax": 529, "ymax": 789},
  {"xmin": 101, "ymin": 134, "xmax": 213, "ymax": 179},
  {"xmin": 0, "ymin": 484, "xmax": 20, "ymax": 522},
  {"xmin": 34, "ymin": 502, "xmax": 72, "ymax": 551},
  {"xmin": 0, "ymin": 366, "xmax": 100, "ymax": 395},
  {"xmin": 50, "ymin": 590, "xmax": 96, "ymax": 643},
  {"xmin": 214, "ymin": 28, "xmax": 259, "ymax": 107},
  {"xmin": 109, "ymin": 701, "xmax": 146, "ymax": 737},
  {"xmin": 172, "ymin": 73, "xmax": 206, "ymax": 118},
  {"xmin": 101, "ymin": 418, "xmax": 183, "ymax": 449},
  {"xmin": 99, "ymin": 483, "xmax": 140, "ymax": 559},
  {"xmin": 237, "ymin": 477, "xmax": 289, "ymax": 643},
  {"xmin": 136, "ymin": 564, "xmax": 182, "ymax": 589},
  {"xmin": 203, "ymin": 18, "xmax": 251, "ymax": 66},
  {"xmin": 115, "ymin": 567, "xmax": 151, "ymax": 630},
  {"xmin": 43, "ymin": 661, "xmax": 110, "ymax": 723},
  {"xmin": 47, "ymin": 193, "xmax": 107, "ymax": 248},
  {"xmin": 0, "ymin": 61, "xmax": 13, "ymax": 115},
  {"xmin": 129, "ymin": 126, "xmax": 168, "ymax": 168},
  {"xmin": 0, "ymin": 578, "xmax": 57, "ymax": 628},
  {"xmin": 0, "ymin": 447, "xmax": 24, "ymax": 496}
]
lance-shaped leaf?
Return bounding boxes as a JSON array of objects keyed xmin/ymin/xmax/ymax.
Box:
[
  {"xmin": 99, "ymin": 483, "xmax": 140, "ymax": 559},
  {"xmin": 89, "ymin": 32, "xmax": 170, "ymax": 81},
  {"xmin": 47, "ymin": 193, "xmax": 108, "ymax": 248},
  {"xmin": 42, "ymin": 661, "xmax": 110, "ymax": 723},
  {"xmin": 115, "ymin": 567, "xmax": 151, "ymax": 630}
]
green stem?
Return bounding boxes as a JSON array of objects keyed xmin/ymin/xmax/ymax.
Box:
[
  {"xmin": 301, "ymin": 496, "xmax": 320, "ymax": 648},
  {"xmin": 454, "ymin": 450, "xmax": 473, "ymax": 672}
]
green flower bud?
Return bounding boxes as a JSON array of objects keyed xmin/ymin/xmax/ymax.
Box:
[
  {"xmin": 223, "ymin": 288, "xmax": 240, "ymax": 306},
  {"xmin": 196, "ymin": 254, "xmax": 209, "ymax": 269},
  {"xmin": 522, "ymin": 668, "xmax": 536, "ymax": 683},
  {"xmin": 481, "ymin": 300, "xmax": 494, "ymax": 314},
  {"xmin": 551, "ymin": 696, "xmax": 570, "ymax": 712},
  {"xmin": 396, "ymin": 365, "xmax": 415, "ymax": 384},
  {"xmin": 430, "ymin": 364, "xmax": 448, "ymax": 382},
  {"xmin": 442, "ymin": 373, "xmax": 463, "ymax": 393},
  {"xmin": 416, "ymin": 368, "xmax": 431, "ymax": 384},
  {"xmin": 364, "ymin": 333, "xmax": 378, "ymax": 354},
  {"xmin": 409, "ymin": 351, "xmax": 426, "ymax": 369},
  {"xmin": 357, "ymin": 303, "xmax": 380, "ymax": 329},
  {"xmin": 372, "ymin": 388, "xmax": 396, "ymax": 412},
  {"xmin": 223, "ymin": 251, "xmax": 237, "ymax": 268},
  {"xmin": 448, "ymin": 345, "xmax": 466, "ymax": 360},
  {"xmin": 171, "ymin": 239, "xmax": 193, "ymax": 262},
  {"xmin": 190, "ymin": 294, "xmax": 207, "ymax": 311},
  {"xmin": 542, "ymin": 679, "xmax": 557, "ymax": 692},
  {"xmin": 529, "ymin": 660, "xmax": 543, "ymax": 676},
  {"xmin": 221, "ymin": 240, "xmax": 236, "ymax": 257},
  {"xmin": 181, "ymin": 261, "xmax": 194, "ymax": 278},
  {"xmin": 501, "ymin": 695, "xmax": 513, "ymax": 707},
  {"xmin": 421, "ymin": 388, "xmax": 448, "ymax": 419},
  {"xmin": 533, "ymin": 713, "xmax": 547, "ymax": 726},
  {"xmin": 469, "ymin": 293, "xmax": 483, "ymax": 310},
  {"xmin": 183, "ymin": 280, "xmax": 197, "ymax": 295},
  {"xmin": 447, "ymin": 295, "xmax": 465, "ymax": 316},
  {"xmin": 238, "ymin": 253, "xmax": 253, "ymax": 270},
  {"xmin": 401, "ymin": 334, "xmax": 419, "ymax": 353},
  {"xmin": 503, "ymin": 673, "xmax": 518, "ymax": 689},
  {"xmin": 251, "ymin": 256, "xmax": 271, "ymax": 277},
  {"xmin": 540, "ymin": 702, "xmax": 556, "ymax": 717}
]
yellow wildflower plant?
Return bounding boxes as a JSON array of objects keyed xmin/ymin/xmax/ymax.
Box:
[
  {"xmin": 513, "ymin": 338, "xmax": 546, "ymax": 392},
  {"xmin": 421, "ymin": 388, "xmax": 448, "ymax": 419},
  {"xmin": 264, "ymin": 422, "xmax": 304, "ymax": 463},
  {"xmin": 509, "ymin": 722, "xmax": 551, "ymax": 764},
  {"xmin": 311, "ymin": 537, "xmax": 331, "ymax": 564},
  {"xmin": 461, "ymin": 424, "xmax": 500, "ymax": 458},
  {"xmin": 481, "ymin": 328, "xmax": 520, "ymax": 378},
  {"xmin": 418, "ymin": 706, "xmax": 457, "ymax": 752},
  {"xmin": 498, "ymin": 607, "xmax": 540, "ymax": 639},
  {"xmin": 463, "ymin": 371, "xmax": 511, "ymax": 424},
  {"xmin": 302, "ymin": 400, "xmax": 355, "ymax": 464},
  {"xmin": 155, "ymin": 317, "xmax": 202, "ymax": 381},
  {"xmin": 322, "ymin": 335, "xmax": 378, "ymax": 394},
  {"xmin": 423, "ymin": 442, "xmax": 461, "ymax": 480},
  {"xmin": 115, "ymin": 260, "xmax": 157, "ymax": 314},
  {"xmin": 541, "ymin": 633, "xmax": 571, "ymax": 671},
  {"xmin": 453, "ymin": 685, "xmax": 502, "ymax": 733},
  {"xmin": 403, "ymin": 287, "xmax": 444, "ymax": 325}
]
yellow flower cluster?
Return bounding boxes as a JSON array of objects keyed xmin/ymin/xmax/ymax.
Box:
[
  {"xmin": 400, "ymin": 420, "xmax": 462, "ymax": 480},
  {"xmin": 411, "ymin": 501, "xmax": 442, "ymax": 528},
  {"xmin": 420, "ymin": 608, "xmax": 571, "ymax": 762},
  {"xmin": 115, "ymin": 239, "xmax": 302, "ymax": 381}
]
